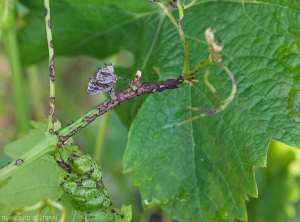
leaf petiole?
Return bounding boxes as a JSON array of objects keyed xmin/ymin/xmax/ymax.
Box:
[{"xmin": 0, "ymin": 134, "xmax": 57, "ymax": 182}]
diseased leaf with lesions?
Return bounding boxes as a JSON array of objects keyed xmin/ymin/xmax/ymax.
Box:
[
  {"xmin": 0, "ymin": 122, "xmax": 132, "ymax": 222},
  {"xmin": 17, "ymin": 0, "xmax": 300, "ymax": 221},
  {"xmin": 0, "ymin": 122, "xmax": 65, "ymax": 221}
]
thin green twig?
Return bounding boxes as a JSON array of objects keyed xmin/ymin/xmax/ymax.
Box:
[
  {"xmin": 176, "ymin": 27, "xmax": 237, "ymax": 125},
  {"xmin": 183, "ymin": 0, "xmax": 197, "ymax": 9},
  {"xmin": 177, "ymin": 62, "xmax": 237, "ymax": 126},
  {"xmin": 44, "ymin": 0, "xmax": 56, "ymax": 134}
]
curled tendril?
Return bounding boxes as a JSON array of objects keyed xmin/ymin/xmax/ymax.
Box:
[
  {"xmin": 177, "ymin": 28, "xmax": 237, "ymax": 126},
  {"xmin": 9, "ymin": 198, "xmax": 66, "ymax": 222}
]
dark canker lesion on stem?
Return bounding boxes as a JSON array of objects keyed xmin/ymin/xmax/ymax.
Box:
[
  {"xmin": 55, "ymin": 72, "xmax": 185, "ymax": 143},
  {"xmin": 54, "ymin": 1, "xmax": 236, "ymax": 144}
]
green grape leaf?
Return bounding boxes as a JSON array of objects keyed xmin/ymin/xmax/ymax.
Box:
[
  {"xmin": 120, "ymin": 1, "xmax": 300, "ymax": 222},
  {"xmin": 16, "ymin": 0, "xmax": 300, "ymax": 221}
]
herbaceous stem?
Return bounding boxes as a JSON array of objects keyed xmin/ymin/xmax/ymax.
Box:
[
  {"xmin": 44, "ymin": 0, "xmax": 56, "ymax": 134},
  {"xmin": 55, "ymin": 74, "xmax": 185, "ymax": 141},
  {"xmin": 156, "ymin": 1, "xmax": 189, "ymax": 72},
  {"xmin": 3, "ymin": 4, "xmax": 30, "ymax": 134},
  {"xmin": 0, "ymin": 134, "xmax": 57, "ymax": 182}
]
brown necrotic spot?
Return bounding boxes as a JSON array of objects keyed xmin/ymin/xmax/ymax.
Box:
[
  {"xmin": 59, "ymin": 136, "xmax": 69, "ymax": 143},
  {"xmin": 82, "ymin": 114, "xmax": 97, "ymax": 122},
  {"xmin": 50, "ymin": 96, "xmax": 55, "ymax": 104},
  {"xmin": 56, "ymin": 160, "xmax": 71, "ymax": 171},
  {"xmin": 49, "ymin": 106, "xmax": 53, "ymax": 115},
  {"xmin": 49, "ymin": 65, "xmax": 54, "ymax": 82},
  {"xmin": 96, "ymin": 104, "xmax": 107, "ymax": 114},
  {"xmin": 96, "ymin": 180, "xmax": 103, "ymax": 188},
  {"xmin": 48, "ymin": 20, "xmax": 51, "ymax": 29},
  {"xmin": 75, "ymin": 181, "xmax": 83, "ymax": 186},
  {"xmin": 50, "ymin": 56, "xmax": 54, "ymax": 66},
  {"xmin": 106, "ymin": 100, "xmax": 118, "ymax": 110},
  {"xmin": 15, "ymin": 159, "xmax": 24, "ymax": 166},
  {"xmin": 49, "ymin": 40, "xmax": 53, "ymax": 48},
  {"xmin": 49, "ymin": 128, "xmax": 53, "ymax": 134},
  {"xmin": 45, "ymin": 7, "xmax": 48, "ymax": 16}
]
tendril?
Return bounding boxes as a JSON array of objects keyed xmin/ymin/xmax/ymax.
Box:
[
  {"xmin": 9, "ymin": 198, "xmax": 66, "ymax": 222},
  {"xmin": 153, "ymin": 2, "xmax": 236, "ymax": 125},
  {"xmin": 177, "ymin": 28, "xmax": 237, "ymax": 126}
]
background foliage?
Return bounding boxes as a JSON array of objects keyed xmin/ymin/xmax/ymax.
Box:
[{"xmin": 1, "ymin": 0, "xmax": 300, "ymax": 221}]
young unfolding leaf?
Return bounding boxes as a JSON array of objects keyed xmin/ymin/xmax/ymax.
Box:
[
  {"xmin": 59, "ymin": 146, "xmax": 112, "ymax": 211},
  {"xmin": 58, "ymin": 145, "xmax": 131, "ymax": 221}
]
